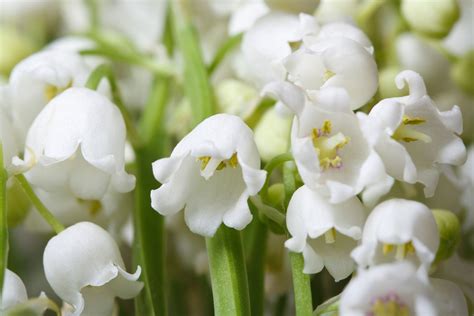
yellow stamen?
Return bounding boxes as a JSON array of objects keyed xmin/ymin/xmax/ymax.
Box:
[
  {"xmin": 394, "ymin": 241, "xmax": 415, "ymax": 260},
  {"xmin": 323, "ymin": 70, "xmax": 335, "ymax": 82},
  {"xmin": 324, "ymin": 228, "xmax": 336, "ymax": 244},
  {"xmin": 198, "ymin": 153, "xmax": 239, "ymax": 174},
  {"xmin": 392, "ymin": 115, "xmax": 431, "ymax": 143},
  {"xmin": 77, "ymin": 199, "xmax": 102, "ymax": 216},
  {"xmin": 312, "ymin": 122, "xmax": 350, "ymax": 171},
  {"xmin": 44, "ymin": 81, "xmax": 72, "ymax": 101},
  {"xmin": 383, "ymin": 244, "xmax": 394, "ymax": 255},
  {"xmin": 198, "ymin": 156, "xmax": 211, "ymax": 170},
  {"xmin": 371, "ymin": 297, "xmax": 410, "ymax": 316},
  {"xmin": 228, "ymin": 153, "xmax": 238, "ymax": 168}
]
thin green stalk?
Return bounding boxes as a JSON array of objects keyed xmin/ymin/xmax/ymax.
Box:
[
  {"xmin": 290, "ymin": 252, "xmax": 313, "ymax": 316},
  {"xmin": 0, "ymin": 144, "xmax": 8, "ymax": 299},
  {"xmin": 15, "ymin": 174, "xmax": 64, "ymax": 234},
  {"xmin": 283, "ymin": 162, "xmax": 312, "ymax": 315},
  {"xmin": 208, "ymin": 33, "xmax": 243, "ymax": 75},
  {"xmin": 85, "ymin": 64, "xmax": 142, "ymax": 148},
  {"xmin": 245, "ymin": 218, "xmax": 268, "ymax": 316},
  {"xmin": 172, "ymin": 0, "xmax": 215, "ymax": 126},
  {"xmin": 206, "ymin": 226, "xmax": 251, "ymax": 316},
  {"xmin": 261, "ymin": 153, "xmax": 294, "ymax": 203}
]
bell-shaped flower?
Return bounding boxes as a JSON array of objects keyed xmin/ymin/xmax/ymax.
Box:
[
  {"xmin": 13, "ymin": 87, "xmax": 135, "ymax": 200},
  {"xmin": 352, "ymin": 199, "xmax": 439, "ymax": 271},
  {"xmin": 270, "ymin": 85, "xmax": 386, "ymax": 203},
  {"xmin": 43, "ymin": 222, "xmax": 143, "ymax": 316},
  {"xmin": 6, "ymin": 50, "xmax": 96, "ymax": 143},
  {"xmin": 285, "ymin": 185, "xmax": 366, "ymax": 281},
  {"xmin": 459, "ymin": 145, "xmax": 474, "ymax": 231},
  {"xmin": 24, "ymin": 188, "xmax": 131, "ymax": 239},
  {"xmin": 283, "ymin": 36, "xmax": 377, "ymax": 110},
  {"xmin": 151, "ymin": 113, "xmax": 266, "ymax": 237},
  {"xmin": 364, "ymin": 70, "xmax": 466, "ymax": 197},
  {"xmin": 1, "ymin": 269, "xmax": 28, "ymax": 311},
  {"xmin": 339, "ymin": 261, "xmax": 437, "ymax": 316}
]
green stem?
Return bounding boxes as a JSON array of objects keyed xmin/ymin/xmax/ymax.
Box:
[
  {"xmin": 85, "ymin": 64, "xmax": 142, "ymax": 148},
  {"xmin": 245, "ymin": 218, "xmax": 268, "ymax": 316},
  {"xmin": 0, "ymin": 144, "xmax": 8, "ymax": 299},
  {"xmin": 171, "ymin": 0, "xmax": 215, "ymax": 126},
  {"xmin": 15, "ymin": 174, "xmax": 64, "ymax": 234},
  {"xmin": 249, "ymin": 196, "xmax": 286, "ymax": 229},
  {"xmin": 208, "ymin": 33, "xmax": 243, "ymax": 75},
  {"xmin": 261, "ymin": 153, "xmax": 294, "ymax": 203},
  {"xmin": 206, "ymin": 226, "xmax": 251, "ymax": 316},
  {"xmin": 283, "ymin": 161, "xmax": 312, "ymax": 315},
  {"xmin": 290, "ymin": 252, "xmax": 313, "ymax": 316}
]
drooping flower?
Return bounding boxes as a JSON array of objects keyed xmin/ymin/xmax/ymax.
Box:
[
  {"xmin": 268, "ymin": 85, "xmax": 386, "ymax": 203},
  {"xmin": 364, "ymin": 70, "xmax": 466, "ymax": 197},
  {"xmin": 151, "ymin": 113, "xmax": 266, "ymax": 237},
  {"xmin": 352, "ymin": 199, "xmax": 439, "ymax": 270},
  {"xmin": 6, "ymin": 50, "xmax": 97, "ymax": 143},
  {"xmin": 285, "ymin": 185, "xmax": 366, "ymax": 281},
  {"xmin": 0, "ymin": 97, "xmax": 18, "ymax": 172},
  {"xmin": 14, "ymin": 87, "xmax": 135, "ymax": 200},
  {"xmin": 43, "ymin": 222, "xmax": 143, "ymax": 316},
  {"xmin": 24, "ymin": 188, "xmax": 131, "ymax": 239},
  {"xmin": 1, "ymin": 269, "xmax": 28, "ymax": 311},
  {"xmin": 340, "ymin": 261, "xmax": 436, "ymax": 316}
]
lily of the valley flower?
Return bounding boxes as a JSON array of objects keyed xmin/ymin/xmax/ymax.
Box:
[
  {"xmin": 43, "ymin": 222, "xmax": 143, "ymax": 316},
  {"xmin": 14, "ymin": 87, "xmax": 135, "ymax": 200},
  {"xmin": 6, "ymin": 50, "xmax": 96, "ymax": 144},
  {"xmin": 285, "ymin": 185, "xmax": 366, "ymax": 281},
  {"xmin": 364, "ymin": 70, "xmax": 466, "ymax": 197},
  {"xmin": 340, "ymin": 261, "xmax": 436, "ymax": 316},
  {"xmin": 24, "ymin": 188, "xmax": 131, "ymax": 239},
  {"xmin": 151, "ymin": 113, "xmax": 266, "ymax": 237},
  {"xmin": 1, "ymin": 269, "xmax": 28, "ymax": 311},
  {"xmin": 352, "ymin": 199, "xmax": 439, "ymax": 270},
  {"xmin": 271, "ymin": 85, "xmax": 386, "ymax": 203}
]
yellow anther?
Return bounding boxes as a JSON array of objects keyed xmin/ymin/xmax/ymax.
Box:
[
  {"xmin": 312, "ymin": 124, "xmax": 350, "ymax": 171},
  {"xmin": 402, "ymin": 115, "xmax": 426, "ymax": 125},
  {"xmin": 383, "ymin": 244, "xmax": 394, "ymax": 255},
  {"xmin": 321, "ymin": 120, "xmax": 332, "ymax": 134},
  {"xmin": 44, "ymin": 81, "xmax": 72, "ymax": 101},
  {"xmin": 371, "ymin": 297, "xmax": 410, "ymax": 316},
  {"xmin": 394, "ymin": 242, "xmax": 415, "ymax": 260},
  {"xmin": 198, "ymin": 156, "xmax": 211, "ymax": 170},
  {"xmin": 392, "ymin": 115, "xmax": 431, "ymax": 143},
  {"xmin": 324, "ymin": 228, "xmax": 336, "ymax": 244},
  {"xmin": 228, "ymin": 153, "xmax": 238, "ymax": 168},
  {"xmin": 323, "ymin": 70, "xmax": 335, "ymax": 82},
  {"xmin": 77, "ymin": 199, "xmax": 102, "ymax": 217}
]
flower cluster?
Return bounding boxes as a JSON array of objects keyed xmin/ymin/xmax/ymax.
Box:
[{"xmin": 0, "ymin": 0, "xmax": 472, "ymax": 315}]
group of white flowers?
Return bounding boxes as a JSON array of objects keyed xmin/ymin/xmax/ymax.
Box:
[{"xmin": 0, "ymin": 0, "xmax": 473, "ymax": 315}]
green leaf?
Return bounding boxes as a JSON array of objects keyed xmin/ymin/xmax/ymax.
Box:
[{"xmin": 206, "ymin": 226, "xmax": 251, "ymax": 316}]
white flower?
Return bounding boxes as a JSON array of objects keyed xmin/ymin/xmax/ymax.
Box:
[
  {"xmin": 365, "ymin": 70, "xmax": 466, "ymax": 197},
  {"xmin": 459, "ymin": 145, "xmax": 474, "ymax": 231},
  {"xmin": 352, "ymin": 199, "xmax": 439, "ymax": 270},
  {"xmin": 1, "ymin": 269, "xmax": 27, "ymax": 311},
  {"xmin": 430, "ymin": 278, "xmax": 469, "ymax": 316},
  {"xmin": 43, "ymin": 222, "xmax": 143, "ymax": 316},
  {"xmin": 151, "ymin": 113, "xmax": 266, "ymax": 237},
  {"xmin": 15, "ymin": 87, "xmax": 135, "ymax": 200},
  {"xmin": 270, "ymin": 85, "xmax": 386, "ymax": 203},
  {"xmin": 0, "ymin": 101, "xmax": 18, "ymax": 172},
  {"xmin": 284, "ymin": 36, "xmax": 377, "ymax": 110},
  {"xmin": 24, "ymin": 188, "xmax": 131, "ymax": 239},
  {"xmin": 339, "ymin": 261, "xmax": 437, "ymax": 316},
  {"xmin": 443, "ymin": 0, "xmax": 474, "ymax": 56},
  {"xmin": 285, "ymin": 185, "xmax": 366, "ymax": 281},
  {"xmin": 6, "ymin": 50, "xmax": 96, "ymax": 143}
]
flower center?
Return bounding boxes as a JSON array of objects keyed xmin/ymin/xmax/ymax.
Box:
[
  {"xmin": 323, "ymin": 69, "xmax": 335, "ymax": 82},
  {"xmin": 392, "ymin": 115, "xmax": 431, "ymax": 143},
  {"xmin": 198, "ymin": 153, "xmax": 238, "ymax": 179},
  {"xmin": 368, "ymin": 293, "xmax": 410, "ymax": 316},
  {"xmin": 382, "ymin": 241, "xmax": 416, "ymax": 260},
  {"xmin": 324, "ymin": 228, "xmax": 337, "ymax": 244},
  {"xmin": 77, "ymin": 199, "xmax": 102, "ymax": 216},
  {"xmin": 311, "ymin": 120, "xmax": 350, "ymax": 170},
  {"xmin": 44, "ymin": 81, "xmax": 72, "ymax": 101}
]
